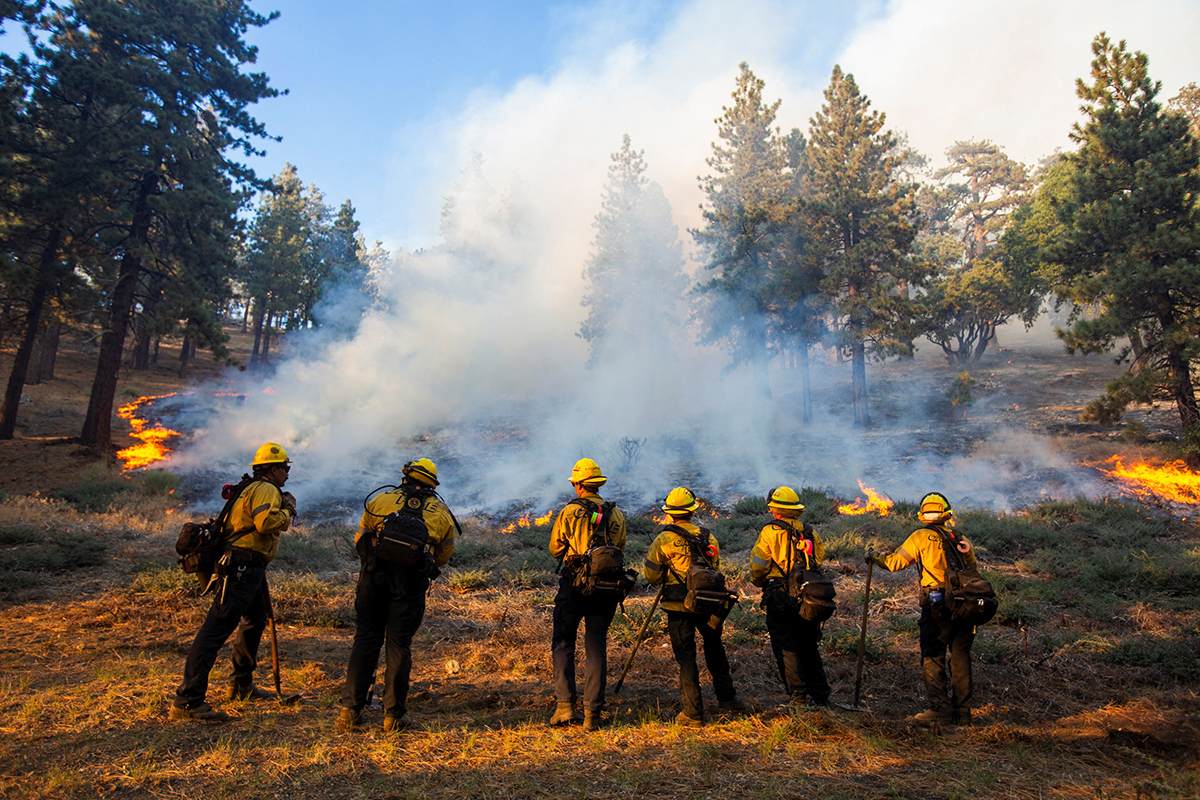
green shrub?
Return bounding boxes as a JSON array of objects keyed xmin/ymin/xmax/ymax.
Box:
[
  {"xmin": 450, "ymin": 539, "xmax": 501, "ymax": 568},
  {"xmin": 726, "ymin": 600, "xmax": 767, "ymax": 634},
  {"xmin": 0, "ymin": 532, "xmax": 107, "ymax": 572},
  {"xmin": 0, "ymin": 525, "xmax": 43, "ymax": 546},
  {"xmin": 273, "ymin": 533, "xmax": 345, "ymax": 571},
  {"xmin": 822, "ymin": 625, "xmax": 889, "ymax": 662},
  {"xmin": 128, "ymin": 563, "xmax": 197, "ymax": 595},
  {"xmin": 732, "ymin": 496, "xmax": 767, "ymax": 517},
  {"xmin": 501, "ymin": 561, "xmax": 556, "ymax": 589},
  {"xmin": 50, "ymin": 479, "xmax": 133, "ymax": 513},
  {"xmin": 136, "ymin": 470, "xmax": 180, "ymax": 495},
  {"xmin": 446, "ymin": 567, "xmax": 491, "ymax": 593}
]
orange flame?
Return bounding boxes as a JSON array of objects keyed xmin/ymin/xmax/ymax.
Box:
[
  {"xmin": 838, "ymin": 480, "xmax": 895, "ymax": 516},
  {"xmin": 501, "ymin": 511, "xmax": 553, "ymax": 534},
  {"xmin": 696, "ymin": 499, "xmax": 723, "ymax": 519},
  {"xmin": 116, "ymin": 394, "xmax": 181, "ymax": 470},
  {"xmin": 1096, "ymin": 457, "xmax": 1200, "ymax": 505}
]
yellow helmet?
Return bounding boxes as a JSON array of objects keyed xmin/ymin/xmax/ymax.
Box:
[
  {"xmin": 568, "ymin": 458, "xmax": 606, "ymax": 487},
  {"xmin": 767, "ymin": 486, "xmax": 805, "ymax": 516},
  {"xmin": 250, "ymin": 442, "xmax": 291, "ymax": 467},
  {"xmin": 661, "ymin": 486, "xmax": 699, "ymax": 516},
  {"xmin": 403, "ymin": 458, "xmax": 439, "ymax": 487},
  {"xmin": 919, "ymin": 492, "xmax": 953, "ymax": 523}
]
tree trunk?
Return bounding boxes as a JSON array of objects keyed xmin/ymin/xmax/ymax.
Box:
[
  {"xmin": 27, "ymin": 321, "xmax": 61, "ymax": 385},
  {"xmin": 80, "ymin": 173, "xmax": 156, "ymax": 454},
  {"xmin": 0, "ymin": 226, "xmax": 62, "ymax": 439},
  {"xmin": 851, "ymin": 324, "xmax": 870, "ymax": 427},
  {"xmin": 179, "ymin": 331, "xmax": 191, "ymax": 379},
  {"xmin": 971, "ymin": 322, "xmax": 996, "ymax": 362},
  {"xmin": 250, "ymin": 298, "xmax": 264, "ymax": 366},
  {"xmin": 799, "ymin": 335, "xmax": 812, "ymax": 424}
]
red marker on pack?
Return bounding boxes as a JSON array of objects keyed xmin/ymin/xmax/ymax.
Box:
[{"xmin": 221, "ymin": 484, "xmax": 235, "ymax": 500}]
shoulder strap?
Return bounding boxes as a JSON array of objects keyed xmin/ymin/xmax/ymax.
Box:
[
  {"xmin": 570, "ymin": 497, "xmax": 613, "ymax": 547},
  {"xmin": 216, "ymin": 475, "xmax": 268, "ymax": 545},
  {"xmin": 769, "ymin": 519, "xmax": 814, "ymax": 572},
  {"xmin": 663, "ymin": 524, "xmax": 714, "ymax": 569}
]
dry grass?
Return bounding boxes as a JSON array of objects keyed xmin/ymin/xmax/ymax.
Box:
[{"xmin": 0, "ymin": 497, "xmax": 1198, "ymax": 800}]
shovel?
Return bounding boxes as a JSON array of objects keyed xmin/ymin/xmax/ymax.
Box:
[
  {"xmin": 848, "ymin": 557, "xmax": 875, "ymax": 712},
  {"xmin": 613, "ymin": 582, "xmax": 666, "ymax": 695},
  {"xmin": 263, "ymin": 580, "xmax": 303, "ymax": 704}
]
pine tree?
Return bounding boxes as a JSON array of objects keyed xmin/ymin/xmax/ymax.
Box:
[
  {"xmin": 921, "ymin": 140, "xmax": 1040, "ymax": 362},
  {"xmin": 693, "ymin": 63, "xmax": 790, "ymax": 398},
  {"xmin": 68, "ymin": 0, "xmax": 279, "ymax": 453},
  {"xmin": 803, "ymin": 66, "xmax": 918, "ymax": 426},
  {"xmin": 1054, "ymin": 34, "xmax": 1200, "ymax": 438},
  {"xmin": 579, "ymin": 134, "xmax": 685, "ymax": 368}
]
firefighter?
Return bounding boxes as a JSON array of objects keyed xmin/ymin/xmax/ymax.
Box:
[
  {"xmin": 336, "ymin": 458, "xmax": 457, "ymax": 733},
  {"xmin": 548, "ymin": 458, "xmax": 628, "ymax": 731},
  {"xmin": 171, "ymin": 442, "xmax": 297, "ymax": 722},
  {"xmin": 749, "ymin": 486, "xmax": 832, "ymax": 707},
  {"xmin": 643, "ymin": 487, "xmax": 743, "ymax": 726},
  {"xmin": 867, "ymin": 492, "xmax": 976, "ymax": 725}
]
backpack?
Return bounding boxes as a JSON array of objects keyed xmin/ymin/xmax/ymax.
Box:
[
  {"xmin": 566, "ymin": 499, "xmax": 634, "ymax": 598},
  {"xmin": 662, "ymin": 524, "xmax": 737, "ymax": 616},
  {"xmin": 362, "ymin": 485, "xmax": 440, "ymax": 570},
  {"xmin": 175, "ymin": 475, "xmax": 262, "ymax": 584},
  {"xmin": 924, "ymin": 526, "xmax": 998, "ymax": 626},
  {"xmin": 772, "ymin": 521, "xmax": 837, "ymax": 623}
]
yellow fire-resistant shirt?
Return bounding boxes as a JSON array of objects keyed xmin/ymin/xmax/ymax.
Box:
[
  {"xmin": 880, "ymin": 525, "xmax": 978, "ymax": 588},
  {"xmin": 357, "ymin": 486, "xmax": 456, "ymax": 568},
  {"xmin": 548, "ymin": 492, "xmax": 627, "ymax": 563},
  {"xmin": 749, "ymin": 519, "xmax": 825, "ymax": 588},
  {"xmin": 222, "ymin": 479, "xmax": 291, "ymax": 563},
  {"xmin": 643, "ymin": 522, "xmax": 721, "ymax": 613}
]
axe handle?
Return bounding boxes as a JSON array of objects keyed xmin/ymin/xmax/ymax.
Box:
[
  {"xmin": 853, "ymin": 558, "xmax": 875, "ymax": 709},
  {"xmin": 614, "ymin": 582, "xmax": 666, "ymax": 695},
  {"xmin": 264, "ymin": 578, "xmax": 284, "ymax": 698}
]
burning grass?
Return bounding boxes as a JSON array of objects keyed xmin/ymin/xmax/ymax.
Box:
[{"xmin": 0, "ymin": 490, "xmax": 1197, "ymax": 799}]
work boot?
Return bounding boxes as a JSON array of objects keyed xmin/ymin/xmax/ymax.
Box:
[
  {"xmin": 718, "ymin": 697, "xmax": 747, "ymax": 712},
  {"xmin": 383, "ymin": 714, "xmax": 413, "ymax": 732},
  {"xmin": 913, "ymin": 708, "xmax": 952, "ymax": 725},
  {"xmin": 674, "ymin": 711, "xmax": 704, "ymax": 727},
  {"xmin": 226, "ymin": 683, "xmax": 273, "ymax": 701},
  {"xmin": 551, "ymin": 701, "xmax": 583, "ymax": 726},
  {"xmin": 334, "ymin": 706, "xmax": 361, "ymax": 732},
  {"xmin": 583, "ymin": 710, "xmax": 603, "ymax": 731},
  {"xmin": 169, "ymin": 702, "xmax": 231, "ymax": 723}
]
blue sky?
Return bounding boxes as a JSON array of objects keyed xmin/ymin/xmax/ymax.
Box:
[{"xmin": 236, "ymin": 0, "xmax": 1199, "ymax": 255}]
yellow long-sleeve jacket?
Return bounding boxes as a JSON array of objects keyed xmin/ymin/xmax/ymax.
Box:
[
  {"xmin": 749, "ymin": 519, "xmax": 825, "ymax": 588},
  {"xmin": 223, "ymin": 479, "xmax": 291, "ymax": 563},
  {"xmin": 548, "ymin": 492, "xmax": 627, "ymax": 563},
  {"xmin": 357, "ymin": 486, "xmax": 456, "ymax": 568},
  {"xmin": 879, "ymin": 525, "xmax": 977, "ymax": 588},
  {"xmin": 643, "ymin": 522, "xmax": 721, "ymax": 613}
]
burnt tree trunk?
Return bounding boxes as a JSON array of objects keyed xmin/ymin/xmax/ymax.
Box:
[
  {"xmin": 0, "ymin": 226, "xmax": 63, "ymax": 439},
  {"xmin": 80, "ymin": 173, "xmax": 156, "ymax": 454},
  {"xmin": 798, "ymin": 335, "xmax": 813, "ymax": 424},
  {"xmin": 26, "ymin": 321, "xmax": 61, "ymax": 385},
  {"xmin": 178, "ymin": 331, "xmax": 191, "ymax": 378}
]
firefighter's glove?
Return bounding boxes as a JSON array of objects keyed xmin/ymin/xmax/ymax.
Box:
[
  {"xmin": 281, "ymin": 491, "xmax": 297, "ymax": 517},
  {"xmin": 864, "ymin": 547, "xmax": 883, "ymax": 567},
  {"xmin": 421, "ymin": 553, "xmax": 441, "ymax": 581}
]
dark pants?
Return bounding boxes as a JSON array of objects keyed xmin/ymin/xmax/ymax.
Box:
[
  {"xmin": 340, "ymin": 563, "xmax": 429, "ymax": 719},
  {"xmin": 764, "ymin": 593, "xmax": 830, "ymax": 703},
  {"xmin": 665, "ymin": 609, "xmax": 737, "ymax": 720},
  {"xmin": 551, "ymin": 581, "xmax": 618, "ymax": 712},
  {"xmin": 919, "ymin": 605, "xmax": 975, "ymax": 714},
  {"xmin": 175, "ymin": 564, "xmax": 268, "ymax": 709}
]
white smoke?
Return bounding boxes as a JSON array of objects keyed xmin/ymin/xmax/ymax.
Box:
[{"xmin": 167, "ymin": 0, "xmax": 1189, "ymax": 516}]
